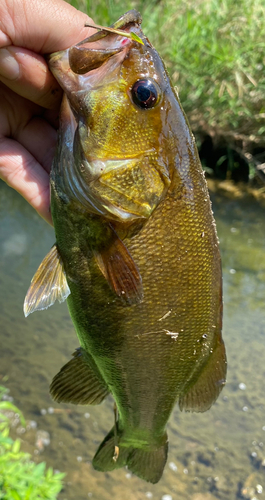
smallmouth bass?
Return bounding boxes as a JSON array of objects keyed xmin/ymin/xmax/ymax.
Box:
[{"xmin": 24, "ymin": 10, "xmax": 226, "ymax": 484}]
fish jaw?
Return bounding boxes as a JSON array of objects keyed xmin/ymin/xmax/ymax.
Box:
[{"xmin": 48, "ymin": 42, "xmax": 131, "ymax": 107}]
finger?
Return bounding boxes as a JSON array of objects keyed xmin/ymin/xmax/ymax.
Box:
[
  {"xmin": 0, "ymin": 82, "xmax": 60, "ymax": 139},
  {"xmin": 0, "ymin": 0, "xmax": 94, "ymax": 53},
  {"xmin": 17, "ymin": 116, "xmax": 58, "ymax": 174},
  {"xmin": 0, "ymin": 0, "xmax": 96, "ymax": 108},
  {"xmin": 0, "ymin": 137, "xmax": 52, "ymax": 225},
  {"xmin": 0, "ymin": 46, "xmax": 62, "ymax": 109}
]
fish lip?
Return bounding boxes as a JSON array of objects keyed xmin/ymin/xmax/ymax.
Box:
[{"xmin": 114, "ymin": 9, "xmax": 142, "ymax": 29}]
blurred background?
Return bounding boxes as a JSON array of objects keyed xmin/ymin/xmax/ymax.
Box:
[{"xmin": 1, "ymin": 1, "xmax": 265, "ymax": 500}]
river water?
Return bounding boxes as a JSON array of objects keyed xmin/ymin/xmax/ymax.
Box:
[{"xmin": 1, "ymin": 180, "xmax": 265, "ymax": 500}]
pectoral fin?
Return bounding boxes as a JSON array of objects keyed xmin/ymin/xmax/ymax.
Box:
[
  {"xmin": 179, "ymin": 338, "xmax": 227, "ymax": 412},
  {"xmin": 50, "ymin": 348, "xmax": 109, "ymax": 405},
  {"xmin": 95, "ymin": 235, "xmax": 143, "ymax": 305},
  {"xmin": 23, "ymin": 245, "xmax": 70, "ymax": 317}
]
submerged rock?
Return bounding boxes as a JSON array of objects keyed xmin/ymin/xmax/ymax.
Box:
[{"xmin": 35, "ymin": 430, "xmax": 50, "ymax": 451}]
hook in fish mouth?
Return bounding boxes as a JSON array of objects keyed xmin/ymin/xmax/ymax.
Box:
[
  {"xmin": 78, "ymin": 10, "xmax": 144, "ymax": 47},
  {"xmin": 81, "ymin": 23, "xmax": 144, "ymax": 46}
]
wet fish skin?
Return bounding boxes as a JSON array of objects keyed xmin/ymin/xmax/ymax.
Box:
[{"xmin": 24, "ymin": 10, "xmax": 226, "ymax": 484}]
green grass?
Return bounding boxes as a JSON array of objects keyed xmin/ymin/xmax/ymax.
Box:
[
  {"xmin": 0, "ymin": 386, "xmax": 64, "ymax": 500},
  {"xmin": 70, "ymin": 0, "xmax": 265, "ymax": 147}
]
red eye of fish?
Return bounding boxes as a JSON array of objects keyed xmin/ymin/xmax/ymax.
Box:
[{"xmin": 131, "ymin": 79, "xmax": 159, "ymax": 109}]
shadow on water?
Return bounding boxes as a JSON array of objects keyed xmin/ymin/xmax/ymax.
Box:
[{"xmin": 1, "ymin": 179, "xmax": 265, "ymax": 500}]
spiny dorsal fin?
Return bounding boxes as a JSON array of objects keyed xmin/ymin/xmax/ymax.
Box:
[
  {"xmin": 50, "ymin": 348, "xmax": 109, "ymax": 405},
  {"xmin": 23, "ymin": 244, "xmax": 70, "ymax": 317},
  {"xmin": 179, "ymin": 338, "xmax": 227, "ymax": 413},
  {"xmin": 95, "ymin": 235, "xmax": 143, "ymax": 305}
]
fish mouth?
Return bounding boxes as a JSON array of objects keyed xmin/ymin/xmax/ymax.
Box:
[
  {"xmin": 47, "ymin": 12, "xmax": 145, "ymax": 97},
  {"xmin": 67, "ymin": 10, "xmax": 144, "ymax": 76},
  {"xmin": 48, "ymin": 9, "xmax": 145, "ymax": 81}
]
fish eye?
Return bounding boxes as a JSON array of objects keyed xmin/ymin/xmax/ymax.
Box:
[{"xmin": 131, "ymin": 79, "xmax": 160, "ymax": 109}]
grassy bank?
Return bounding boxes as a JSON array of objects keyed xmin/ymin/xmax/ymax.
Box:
[{"xmin": 0, "ymin": 386, "xmax": 64, "ymax": 500}]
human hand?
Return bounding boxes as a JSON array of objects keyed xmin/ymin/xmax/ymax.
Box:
[{"xmin": 0, "ymin": 0, "xmax": 94, "ymax": 224}]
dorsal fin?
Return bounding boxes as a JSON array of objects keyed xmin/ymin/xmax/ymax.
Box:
[{"xmin": 23, "ymin": 244, "xmax": 70, "ymax": 317}]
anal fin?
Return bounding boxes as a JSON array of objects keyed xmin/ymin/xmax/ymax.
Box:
[
  {"xmin": 179, "ymin": 338, "xmax": 227, "ymax": 412},
  {"xmin": 23, "ymin": 244, "xmax": 70, "ymax": 317},
  {"xmin": 95, "ymin": 233, "xmax": 143, "ymax": 305},
  {"xmin": 50, "ymin": 347, "xmax": 109, "ymax": 405}
]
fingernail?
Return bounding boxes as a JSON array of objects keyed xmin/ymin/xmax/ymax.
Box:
[{"xmin": 0, "ymin": 47, "xmax": 20, "ymax": 80}]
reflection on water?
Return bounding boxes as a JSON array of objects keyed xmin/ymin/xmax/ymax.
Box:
[{"xmin": 1, "ymin": 179, "xmax": 265, "ymax": 500}]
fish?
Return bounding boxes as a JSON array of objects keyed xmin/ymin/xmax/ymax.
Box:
[{"xmin": 24, "ymin": 10, "xmax": 227, "ymax": 484}]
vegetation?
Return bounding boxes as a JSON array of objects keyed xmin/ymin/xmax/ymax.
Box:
[
  {"xmin": 70, "ymin": 0, "xmax": 265, "ymax": 154},
  {"xmin": 0, "ymin": 386, "xmax": 64, "ymax": 500}
]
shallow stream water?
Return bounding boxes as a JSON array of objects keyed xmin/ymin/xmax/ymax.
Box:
[{"xmin": 1, "ymin": 180, "xmax": 265, "ymax": 500}]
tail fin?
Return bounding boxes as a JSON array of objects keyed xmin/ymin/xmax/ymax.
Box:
[
  {"xmin": 92, "ymin": 426, "xmax": 168, "ymax": 484},
  {"xmin": 92, "ymin": 426, "xmax": 129, "ymax": 472},
  {"xmin": 126, "ymin": 443, "xmax": 168, "ymax": 483}
]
